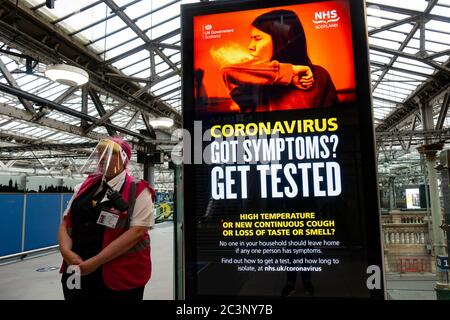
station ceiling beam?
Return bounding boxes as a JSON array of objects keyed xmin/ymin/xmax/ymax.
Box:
[
  {"xmin": 0, "ymin": 0, "xmax": 181, "ymax": 125},
  {"xmin": 0, "ymin": 82, "xmax": 151, "ymax": 141},
  {"xmin": 376, "ymin": 60, "xmax": 450, "ymax": 132}
]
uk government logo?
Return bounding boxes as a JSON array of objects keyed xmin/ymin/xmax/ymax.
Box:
[
  {"xmin": 312, "ymin": 10, "xmax": 340, "ymax": 29},
  {"xmin": 202, "ymin": 23, "xmax": 234, "ymax": 40}
]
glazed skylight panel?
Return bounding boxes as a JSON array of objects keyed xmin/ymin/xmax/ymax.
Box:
[
  {"xmin": 367, "ymin": 16, "xmax": 398, "ymax": 29},
  {"xmin": 385, "ymin": 69, "xmax": 429, "ymax": 84},
  {"xmin": 369, "ymin": 37, "xmax": 402, "ymax": 51},
  {"xmin": 366, "ymin": 6, "xmax": 410, "ymax": 20},
  {"xmin": 370, "ymin": 51, "xmax": 395, "ymax": 62},
  {"xmin": 382, "ymin": 81, "xmax": 419, "ymax": 92},
  {"xmin": 396, "ymin": 57, "xmax": 435, "ymax": 72},
  {"xmin": 21, "ymin": 127, "xmax": 44, "ymax": 136},
  {"xmin": 426, "ymin": 20, "xmax": 450, "ymax": 37},
  {"xmin": 36, "ymin": 84, "xmax": 67, "ymax": 100},
  {"xmin": 121, "ymin": 55, "xmax": 151, "ymax": 76},
  {"xmin": 146, "ymin": 19, "xmax": 179, "ymax": 41},
  {"xmin": 163, "ymin": 92, "xmax": 180, "ymax": 104},
  {"xmin": 110, "ymin": 109, "xmax": 134, "ymax": 124},
  {"xmin": 118, "ymin": 53, "xmax": 150, "ymax": 73},
  {"xmin": 432, "ymin": 55, "xmax": 450, "ymax": 64},
  {"xmin": 153, "ymin": 78, "xmax": 180, "ymax": 93},
  {"xmin": 373, "ymin": 100, "xmax": 396, "ymax": 108},
  {"xmin": 46, "ymin": 111, "xmax": 77, "ymax": 124},
  {"xmin": 376, "ymin": 91, "xmax": 409, "ymax": 102},
  {"xmin": 125, "ymin": 51, "xmax": 179, "ymax": 77},
  {"xmin": 102, "ymin": 18, "xmax": 180, "ymax": 64},
  {"xmin": 32, "ymin": 128, "xmax": 54, "ymax": 138},
  {"xmin": 405, "ymin": 37, "xmax": 450, "ymax": 52},
  {"xmin": 431, "ymin": 4, "xmax": 450, "ymax": 17},
  {"xmin": 373, "ymin": 109, "xmax": 391, "ymax": 120},
  {"xmin": 14, "ymin": 76, "xmax": 45, "ymax": 93},
  {"xmin": 20, "ymin": 78, "xmax": 53, "ymax": 95},
  {"xmin": 152, "ymin": 75, "xmax": 180, "ymax": 92},
  {"xmin": 153, "ymin": 81, "xmax": 179, "ymax": 97},
  {"xmin": 366, "ymin": 0, "xmax": 428, "ymax": 12},
  {"xmin": 421, "ymin": 28, "xmax": 450, "ymax": 45},
  {"xmin": 392, "ymin": 61, "xmax": 435, "ymax": 77},
  {"xmin": 372, "ymin": 91, "xmax": 406, "ymax": 103},
  {"xmin": 115, "ymin": 54, "xmax": 148, "ymax": 70},
  {"xmin": 376, "ymin": 83, "xmax": 412, "ymax": 96},
  {"xmin": 374, "ymin": 30, "xmax": 408, "ymax": 43},
  {"xmin": 373, "ymin": 106, "xmax": 395, "ymax": 115},
  {"xmin": 93, "ymin": 126, "xmax": 108, "ymax": 134},
  {"xmin": 133, "ymin": 1, "xmax": 180, "ymax": 31},
  {"xmin": 32, "ymin": 0, "xmax": 100, "ymax": 20},
  {"xmin": 76, "ymin": 17, "xmax": 127, "ymax": 54},
  {"xmin": 60, "ymin": 2, "xmax": 108, "ymax": 34},
  {"xmin": 1, "ymin": 120, "xmax": 24, "ymax": 131}
]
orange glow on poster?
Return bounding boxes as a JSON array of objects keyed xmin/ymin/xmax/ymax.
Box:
[{"xmin": 193, "ymin": 0, "xmax": 355, "ymax": 112}]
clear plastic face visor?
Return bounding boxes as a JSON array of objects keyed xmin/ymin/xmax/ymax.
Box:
[{"xmin": 81, "ymin": 139, "xmax": 128, "ymax": 177}]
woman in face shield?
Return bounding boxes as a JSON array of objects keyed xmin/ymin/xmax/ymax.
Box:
[{"xmin": 58, "ymin": 137, "xmax": 155, "ymax": 300}]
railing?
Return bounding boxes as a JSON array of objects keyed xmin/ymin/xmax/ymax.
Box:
[
  {"xmin": 384, "ymin": 231, "xmax": 427, "ymax": 245},
  {"xmin": 381, "ymin": 213, "xmax": 427, "ymax": 225},
  {"xmin": 0, "ymin": 245, "xmax": 59, "ymax": 264},
  {"xmin": 381, "ymin": 210, "xmax": 432, "ymax": 273},
  {"xmin": 400, "ymin": 216, "xmax": 425, "ymax": 224}
]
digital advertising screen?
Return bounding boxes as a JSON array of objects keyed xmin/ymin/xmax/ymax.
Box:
[
  {"xmin": 181, "ymin": 0, "xmax": 384, "ymax": 299},
  {"xmin": 406, "ymin": 188, "xmax": 421, "ymax": 209}
]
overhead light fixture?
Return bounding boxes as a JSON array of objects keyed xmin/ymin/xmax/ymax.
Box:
[
  {"xmin": 45, "ymin": 64, "xmax": 89, "ymax": 86},
  {"xmin": 149, "ymin": 117, "xmax": 174, "ymax": 128}
]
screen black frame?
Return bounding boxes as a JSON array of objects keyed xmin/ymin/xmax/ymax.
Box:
[{"xmin": 181, "ymin": 0, "xmax": 384, "ymax": 300}]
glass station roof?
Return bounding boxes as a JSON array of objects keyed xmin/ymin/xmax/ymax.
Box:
[
  {"xmin": 0, "ymin": 0, "xmax": 448, "ymax": 176},
  {"xmin": 366, "ymin": 0, "xmax": 450, "ymax": 125}
]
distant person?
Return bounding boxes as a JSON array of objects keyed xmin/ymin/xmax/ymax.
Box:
[
  {"xmin": 281, "ymin": 263, "xmax": 315, "ymax": 298},
  {"xmin": 58, "ymin": 137, "xmax": 155, "ymax": 300},
  {"xmin": 221, "ymin": 10, "xmax": 338, "ymax": 112}
]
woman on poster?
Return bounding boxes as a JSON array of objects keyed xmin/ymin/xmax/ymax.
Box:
[{"xmin": 221, "ymin": 9, "xmax": 339, "ymax": 112}]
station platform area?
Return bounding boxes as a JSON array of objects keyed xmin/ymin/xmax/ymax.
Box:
[
  {"xmin": 385, "ymin": 273, "xmax": 437, "ymax": 300},
  {"xmin": 0, "ymin": 220, "xmax": 439, "ymax": 300},
  {"xmin": 0, "ymin": 221, "xmax": 174, "ymax": 300}
]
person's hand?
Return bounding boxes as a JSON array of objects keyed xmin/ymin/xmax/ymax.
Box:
[
  {"xmin": 61, "ymin": 249, "xmax": 83, "ymax": 266},
  {"xmin": 78, "ymin": 257, "xmax": 100, "ymax": 276},
  {"xmin": 292, "ymin": 65, "xmax": 314, "ymax": 90}
]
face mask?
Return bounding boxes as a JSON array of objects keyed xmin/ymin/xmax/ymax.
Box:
[{"xmin": 81, "ymin": 139, "xmax": 126, "ymax": 179}]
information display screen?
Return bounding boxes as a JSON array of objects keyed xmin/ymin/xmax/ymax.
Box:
[
  {"xmin": 406, "ymin": 188, "xmax": 421, "ymax": 209},
  {"xmin": 181, "ymin": 0, "xmax": 384, "ymax": 299}
]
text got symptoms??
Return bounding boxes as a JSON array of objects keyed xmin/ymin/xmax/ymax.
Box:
[{"xmin": 208, "ymin": 118, "xmax": 342, "ymax": 200}]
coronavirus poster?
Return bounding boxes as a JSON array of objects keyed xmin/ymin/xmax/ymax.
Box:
[{"xmin": 182, "ymin": 0, "xmax": 384, "ymax": 299}]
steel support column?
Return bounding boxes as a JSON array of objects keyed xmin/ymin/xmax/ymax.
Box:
[
  {"xmin": 417, "ymin": 100, "xmax": 448, "ymax": 298},
  {"xmin": 437, "ymin": 163, "xmax": 450, "ymax": 295},
  {"xmin": 81, "ymin": 86, "xmax": 88, "ymax": 129},
  {"xmin": 388, "ymin": 176, "xmax": 396, "ymax": 210},
  {"xmin": 88, "ymin": 88, "xmax": 117, "ymax": 136}
]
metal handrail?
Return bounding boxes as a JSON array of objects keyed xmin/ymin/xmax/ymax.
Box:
[{"xmin": 0, "ymin": 245, "xmax": 59, "ymax": 261}]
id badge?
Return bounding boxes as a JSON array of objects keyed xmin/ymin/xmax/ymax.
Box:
[{"xmin": 97, "ymin": 210, "xmax": 120, "ymax": 228}]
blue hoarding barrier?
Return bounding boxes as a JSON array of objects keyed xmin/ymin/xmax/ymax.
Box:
[
  {"xmin": 0, "ymin": 194, "xmax": 24, "ymax": 256},
  {"xmin": 24, "ymin": 194, "xmax": 62, "ymax": 251}
]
